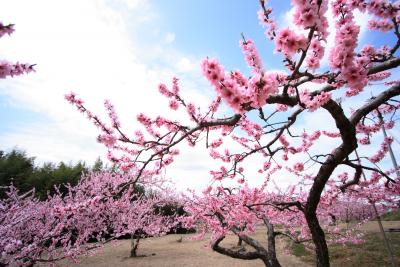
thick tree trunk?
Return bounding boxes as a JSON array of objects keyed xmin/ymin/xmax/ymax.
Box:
[
  {"xmin": 130, "ymin": 236, "xmax": 140, "ymax": 258},
  {"xmin": 302, "ymin": 99, "xmax": 356, "ymax": 267},
  {"xmin": 211, "ymin": 219, "xmax": 281, "ymax": 267},
  {"xmin": 237, "ymin": 225, "xmax": 246, "ymax": 246},
  {"xmin": 263, "ymin": 218, "xmax": 281, "ymax": 267},
  {"xmin": 237, "ymin": 236, "xmax": 243, "ymax": 246},
  {"xmin": 305, "ymin": 211, "xmax": 330, "ymax": 267}
]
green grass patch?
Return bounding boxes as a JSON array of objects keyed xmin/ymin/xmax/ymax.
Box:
[
  {"xmin": 381, "ymin": 210, "xmax": 400, "ymax": 221},
  {"xmin": 291, "ymin": 242, "xmax": 307, "ymax": 257},
  {"xmin": 290, "ymin": 232, "xmax": 400, "ymax": 267}
]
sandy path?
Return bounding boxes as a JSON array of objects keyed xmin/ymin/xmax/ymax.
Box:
[
  {"xmin": 47, "ymin": 221, "xmax": 400, "ymax": 266},
  {"xmin": 53, "ymin": 232, "xmax": 310, "ymax": 267}
]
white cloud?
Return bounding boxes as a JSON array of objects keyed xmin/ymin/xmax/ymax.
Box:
[
  {"xmin": 0, "ymin": 0, "xmax": 215, "ymax": 191},
  {"xmin": 164, "ymin": 32, "xmax": 176, "ymax": 44},
  {"xmin": 176, "ymin": 57, "xmax": 197, "ymax": 73},
  {"xmin": 0, "ymin": 122, "xmax": 108, "ymax": 165},
  {"xmin": 115, "ymin": 0, "xmax": 148, "ymax": 10}
]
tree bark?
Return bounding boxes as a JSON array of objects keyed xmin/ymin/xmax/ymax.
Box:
[
  {"xmin": 259, "ymin": 256, "xmax": 281, "ymax": 267},
  {"xmin": 211, "ymin": 221, "xmax": 281, "ymax": 267},
  {"xmin": 303, "ymin": 85, "xmax": 400, "ymax": 266},
  {"xmin": 264, "ymin": 218, "xmax": 282, "ymax": 267},
  {"xmin": 304, "ymin": 210, "xmax": 330, "ymax": 267},
  {"xmin": 130, "ymin": 236, "xmax": 140, "ymax": 258},
  {"xmin": 237, "ymin": 236, "xmax": 243, "ymax": 246}
]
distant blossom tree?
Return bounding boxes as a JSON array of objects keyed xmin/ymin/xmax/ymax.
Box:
[
  {"xmin": 0, "ymin": 20, "xmax": 179, "ymax": 267},
  {"xmin": 66, "ymin": 0, "xmax": 400, "ymax": 266},
  {"xmin": 0, "ymin": 171, "xmax": 178, "ymax": 266}
]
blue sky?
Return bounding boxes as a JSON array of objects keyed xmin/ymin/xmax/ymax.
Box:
[
  {"xmin": 143, "ymin": 1, "xmax": 284, "ymax": 68},
  {"xmin": 0, "ymin": 0, "xmax": 399, "ymax": 191}
]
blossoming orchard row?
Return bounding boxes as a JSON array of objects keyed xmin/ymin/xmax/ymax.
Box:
[{"xmin": 2, "ymin": 1, "xmax": 400, "ymax": 267}]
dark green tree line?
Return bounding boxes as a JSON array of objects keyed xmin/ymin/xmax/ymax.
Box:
[{"xmin": 0, "ymin": 149, "xmax": 107, "ymax": 199}]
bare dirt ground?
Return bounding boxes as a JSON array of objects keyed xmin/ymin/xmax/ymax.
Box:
[
  {"xmin": 55, "ymin": 231, "xmax": 310, "ymax": 267},
  {"xmin": 49, "ymin": 221, "xmax": 400, "ymax": 267},
  {"xmin": 359, "ymin": 220, "xmax": 400, "ymax": 232}
]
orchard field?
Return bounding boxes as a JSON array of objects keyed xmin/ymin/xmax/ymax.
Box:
[
  {"xmin": 44, "ymin": 221, "xmax": 400, "ymax": 267},
  {"xmin": 1, "ymin": 0, "xmax": 400, "ymax": 267}
]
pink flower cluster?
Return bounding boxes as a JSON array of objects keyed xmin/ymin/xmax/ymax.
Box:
[
  {"xmin": 329, "ymin": 2, "xmax": 368, "ymax": 97},
  {"xmin": 300, "ymin": 89, "xmax": 332, "ymax": 112},
  {"xmin": 368, "ymin": 136, "xmax": 393, "ymax": 163},
  {"xmin": 209, "ymin": 166, "xmax": 230, "ymax": 181},
  {"xmin": 257, "ymin": 5, "xmax": 276, "ymax": 40},
  {"xmin": 0, "ymin": 23, "xmax": 34, "ymax": 79},
  {"xmin": 239, "ymin": 117, "xmax": 263, "ymax": 140},
  {"xmin": 368, "ymin": 19, "xmax": 393, "ymax": 32},
  {"xmin": 104, "ymin": 99, "xmax": 120, "ymax": 128},
  {"xmin": 384, "ymin": 80, "xmax": 400, "ymax": 86},
  {"xmin": 299, "ymin": 130, "xmax": 321, "ymax": 152},
  {"xmin": 65, "ymin": 92, "xmax": 120, "ymax": 150},
  {"xmin": 306, "ymin": 40, "xmax": 325, "ymax": 70},
  {"xmin": 247, "ymin": 72, "xmax": 279, "ymax": 108},
  {"xmin": 276, "ymin": 130, "xmax": 323, "ymax": 165},
  {"xmin": 275, "ymin": 28, "xmax": 307, "ymax": 57},
  {"xmin": 368, "ymin": 70, "xmax": 391, "ymax": 81},
  {"xmin": 293, "ymin": 162, "xmax": 304, "ymax": 172},
  {"xmin": 158, "ymin": 77, "xmax": 183, "ymax": 112},
  {"xmin": 292, "ymin": 0, "xmax": 329, "ymax": 38},
  {"xmin": 183, "ymin": 186, "xmax": 276, "ymax": 242},
  {"xmin": 356, "ymin": 121, "xmax": 382, "ymax": 135},
  {"xmin": 376, "ymin": 103, "xmax": 397, "ymax": 114},
  {"xmin": 97, "ymin": 133, "xmax": 117, "ymax": 148},
  {"xmin": 231, "ymin": 135, "xmax": 252, "ymax": 151},
  {"xmin": 210, "ymin": 138, "xmax": 223, "ymax": 148},
  {"xmin": 209, "ymin": 147, "xmax": 231, "ymax": 163},
  {"xmin": 322, "ymin": 131, "xmax": 341, "ymax": 138},
  {"xmin": 367, "ymin": 0, "xmax": 399, "ymax": 19},
  {"xmin": 358, "ymin": 136, "xmax": 371, "ymax": 145},
  {"xmin": 201, "ymin": 57, "xmax": 280, "ymax": 112},
  {"xmin": 240, "ymin": 39, "xmax": 263, "ymax": 73},
  {"xmin": 0, "ymin": 61, "xmax": 34, "ymax": 79},
  {"xmin": 201, "ymin": 58, "xmax": 244, "ymax": 113}
]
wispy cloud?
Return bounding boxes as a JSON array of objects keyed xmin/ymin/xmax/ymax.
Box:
[
  {"xmin": 0, "ymin": 0, "xmax": 214, "ymax": 191},
  {"xmin": 164, "ymin": 32, "xmax": 176, "ymax": 44}
]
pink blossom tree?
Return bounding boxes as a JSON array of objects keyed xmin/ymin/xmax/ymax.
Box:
[
  {"xmin": 0, "ymin": 20, "xmax": 179, "ymax": 267},
  {"xmin": 67, "ymin": 0, "xmax": 400, "ymax": 266},
  {"xmin": 181, "ymin": 168, "xmax": 399, "ymax": 266},
  {"xmin": 0, "ymin": 171, "xmax": 178, "ymax": 266}
]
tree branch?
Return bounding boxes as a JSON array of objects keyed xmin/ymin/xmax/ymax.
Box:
[{"xmin": 211, "ymin": 236, "xmax": 261, "ymax": 260}]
